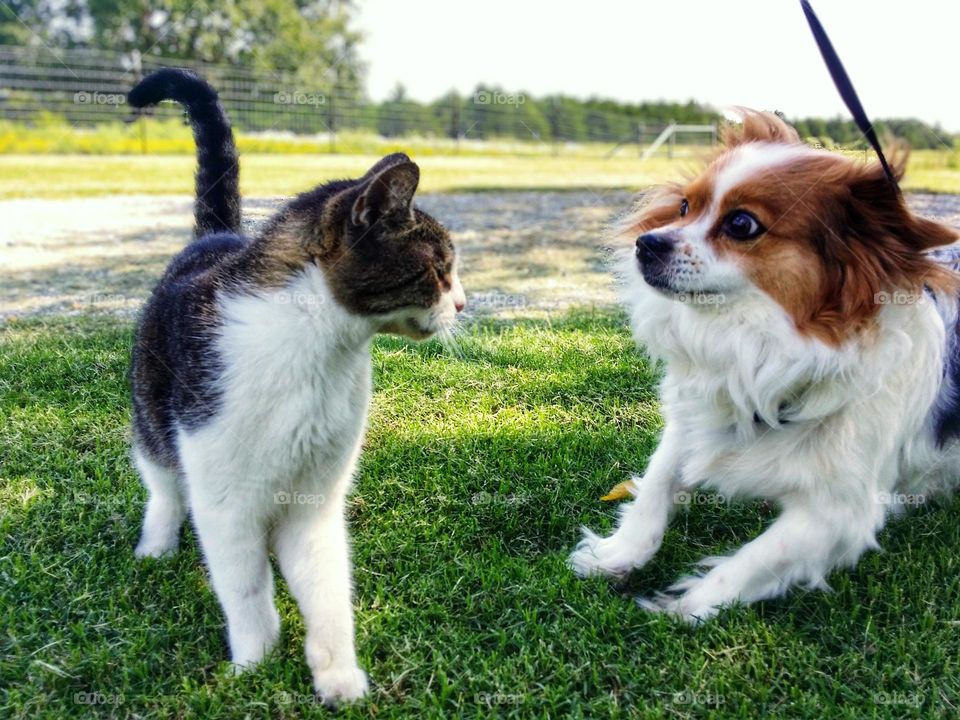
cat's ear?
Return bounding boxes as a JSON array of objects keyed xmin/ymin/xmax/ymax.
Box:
[
  {"xmin": 351, "ymin": 161, "xmax": 420, "ymax": 226},
  {"xmin": 360, "ymin": 152, "xmax": 411, "ymax": 180}
]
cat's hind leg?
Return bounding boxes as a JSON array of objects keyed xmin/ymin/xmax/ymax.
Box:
[{"xmin": 133, "ymin": 447, "xmax": 186, "ymax": 559}]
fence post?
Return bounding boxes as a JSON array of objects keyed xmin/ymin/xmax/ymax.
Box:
[
  {"xmin": 549, "ymin": 98, "xmax": 560, "ymax": 157},
  {"xmin": 327, "ymin": 91, "xmax": 336, "ymax": 153},
  {"xmin": 131, "ymin": 50, "xmax": 148, "ymax": 155},
  {"xmin": 449, "ymin": 102, "xmax": 461, "ymax": 154}
]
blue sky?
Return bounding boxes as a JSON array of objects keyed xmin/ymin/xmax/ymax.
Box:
[{"xmin": 355, "ymin": 0, "xmax": 960, "ymax": 131}]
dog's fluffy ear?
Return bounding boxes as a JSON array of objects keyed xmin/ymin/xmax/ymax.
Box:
[
  {"xmin": 846, "ymin": 150, "xmax": 957, "ymax": 252},
  {"xmin": 721, "ymin": 108, "xmax": 801, "ymax": 147},
  {"xmin": 613, "ymin": 185, "xmax": 684, "ymax": 245}
]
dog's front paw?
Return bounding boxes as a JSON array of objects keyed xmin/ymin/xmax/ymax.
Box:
[
  {"xmin": 312, "ymin": 664, "xmax": 369, "ymax": 707},
  {"xmin": 568, "ymin": 528, "xmax": 653, "ymax": 579}
]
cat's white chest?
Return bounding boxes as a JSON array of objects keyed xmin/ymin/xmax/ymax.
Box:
[
  {"xmin": 185, "ymin": 270, "xmax": 374, "ymax": 500},
  {"xmin": 245, "ymin": 335, "xmax": 370, "ymax": 475}
]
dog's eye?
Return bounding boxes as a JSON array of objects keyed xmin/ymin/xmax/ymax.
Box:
[
  {"xmin": 722, "ymin": 210, "xmax": 764, "ymax": 240},
  {"xmin": 680, "ymin": 199, "xmax": 689, "ymax": 217}
]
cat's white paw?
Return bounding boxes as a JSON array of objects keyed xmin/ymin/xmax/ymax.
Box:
[
  {"xmin": 134, "ymin": 536, "xmax": 179, "ymax": 559},
  {"xmin": 312, "ymin": 664, "xmax": 369, "ymax": 706},
  {"xmin": 228, "ymin": 644, "xmax": 276, "ymax": 676},
  {"xmin": 228, "ymin": 660, "xmax": 254, "ymax": 677},
  {"xmin": 568, "ymin": 528, "xmax": 653, "ymax": 579},
  {"xmin": 228, "ymin": 610, "xmax": 281, "ymax": 670}
]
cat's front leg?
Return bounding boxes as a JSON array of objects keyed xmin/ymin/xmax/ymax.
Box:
[
  {"xmin": 188, "ymin": 489, "xmax": 280, "ymax": 668},
  {"xmin": 569, "ymin": 422, "xmax": 684, "ymax": 579},
  {"xmin": 274, "ymin": 497, "xmax": 368, "ymax": 706},
  {"xmin": 179, "ymin": 429, "xmax": 285, "ymax": 668},
  {"xmin": 639, "ymin": 500, "xmax": 883, "ymax": 622}
]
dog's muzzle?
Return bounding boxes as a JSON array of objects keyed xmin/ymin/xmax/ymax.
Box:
[{"xmin": 636, "ymin": 232, "xmax": 677, "ymax": 289}]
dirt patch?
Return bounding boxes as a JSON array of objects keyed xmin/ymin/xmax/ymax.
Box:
[{"xmin": 3, "ymin": 191, "xmax": 960, "ymax": 322}]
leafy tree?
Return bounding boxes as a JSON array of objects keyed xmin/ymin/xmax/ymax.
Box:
[
  {"xmin": 377, "ymin": 83, "xmax": 436, "ymax": 137},
  {"xmin": 3, "ymin": 0, "xmax": 364, "ymax": 96},
  {"xmin": 1, "ymin": 0, "xmax": 91, "ymax": 46}
]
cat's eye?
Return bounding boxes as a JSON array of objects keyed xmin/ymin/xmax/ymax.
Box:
[
  {"xmin": 434, "ymin": 263, "xmax": 452, "ymax": 289},
  {"xmin": 722, "ymin": 210, "xmax": 765, "ymax": 241},
  {"xmin": 679, "ymin": 199, "xmax": 689, "ymax": 217}
]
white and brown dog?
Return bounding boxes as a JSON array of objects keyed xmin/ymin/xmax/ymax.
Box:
[{"xmin": 569, "ymin": 111, "xmax": 960, "ymax": 622}]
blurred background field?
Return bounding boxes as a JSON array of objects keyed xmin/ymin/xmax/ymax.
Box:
[
  {"xmin": 3, "ymin": 146, "xmax": 959, "ymax": 200},
  {"xmin": 2, "ymin": 40, "xmax": 959, "ymax": 199},
  {"xmin": 0, "ymin": 151, "xmax": 694, "ymax": 198}
]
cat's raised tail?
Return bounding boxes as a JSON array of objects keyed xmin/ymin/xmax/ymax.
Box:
[{"xmin": 128, "ymin": 68, "xmax": 241, "ymax": 238}]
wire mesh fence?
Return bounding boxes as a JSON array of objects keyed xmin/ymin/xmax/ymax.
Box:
[{"xmin": 0, "ymin": 44, "xmax": 718, "ymax": 155}]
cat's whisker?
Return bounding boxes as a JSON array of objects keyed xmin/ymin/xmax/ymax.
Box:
[{"xmin": 437, "ymin": 325, "xmax": 465, "ymax": 359}]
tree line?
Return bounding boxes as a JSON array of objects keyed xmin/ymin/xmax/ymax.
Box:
[
  {"xmin": 354, "ymin": 86, "xmax": 954, "ymax": 149},
  {"xmin": 1, "ymin": 1, "xmax": 954, "ymax": 149}
]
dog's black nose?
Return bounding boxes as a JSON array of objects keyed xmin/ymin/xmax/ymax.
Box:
[{"xmin": 636, "ymin": 232, "xmax": 674, "ymax": 264}]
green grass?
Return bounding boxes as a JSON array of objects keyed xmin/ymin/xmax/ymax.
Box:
[
  {"xmin": 3, "ymin": 117, "xmax": 959, "ymax": 198},
  {"xmin": 3, "ymin": 147, "xmax": 959, "ymax": 200},
  {"xmin": 0, "ymin": 118, "xmax": 656, "ymax": 159},
  {"xmin": 3, "ymin": 313, "xmax": 960, "ymax": 718},
  {"xmin": 0, "ymin": 153, "xmax": 696, "ymax": 199}
]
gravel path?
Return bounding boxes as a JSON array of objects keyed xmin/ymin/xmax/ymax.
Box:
[{"xmin": 3, "ymin": 191, "xmax": 960, "ymax": 321}]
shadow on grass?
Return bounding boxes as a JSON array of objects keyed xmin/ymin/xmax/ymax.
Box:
[{"xmin": 3, "ymin": 311, "xmax": 959, "ymax": 718}]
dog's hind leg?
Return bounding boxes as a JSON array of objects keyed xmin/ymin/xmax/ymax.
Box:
[{"xmin": 639, "ymin": 499, "xmax": 884, "ymax": 622}]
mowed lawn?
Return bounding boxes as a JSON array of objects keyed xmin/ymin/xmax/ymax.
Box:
[
  {"xmin": 3, "ymin": 149, "xmax": 960, "ymax": 199},
  {"xmin": 0, "ymin": 154, "xmax": 682, "ymax": 199},
  {"xmin": 2, "ymin": 312, "xmax": 960, "ymax": 718}
]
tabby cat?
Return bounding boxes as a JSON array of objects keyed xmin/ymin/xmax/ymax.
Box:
[{"xmin": 127, "ymin": 68, "xmax": 464, "ymax": 705}]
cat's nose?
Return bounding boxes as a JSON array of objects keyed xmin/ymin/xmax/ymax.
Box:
[{"xmin": 451, "ymin": 275, "xmax": 466, "ymax": 312}]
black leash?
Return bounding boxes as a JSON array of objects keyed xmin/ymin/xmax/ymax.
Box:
[{"xmin": 800, "ymin": 0, "xmax": 900, "ymax": 194}]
